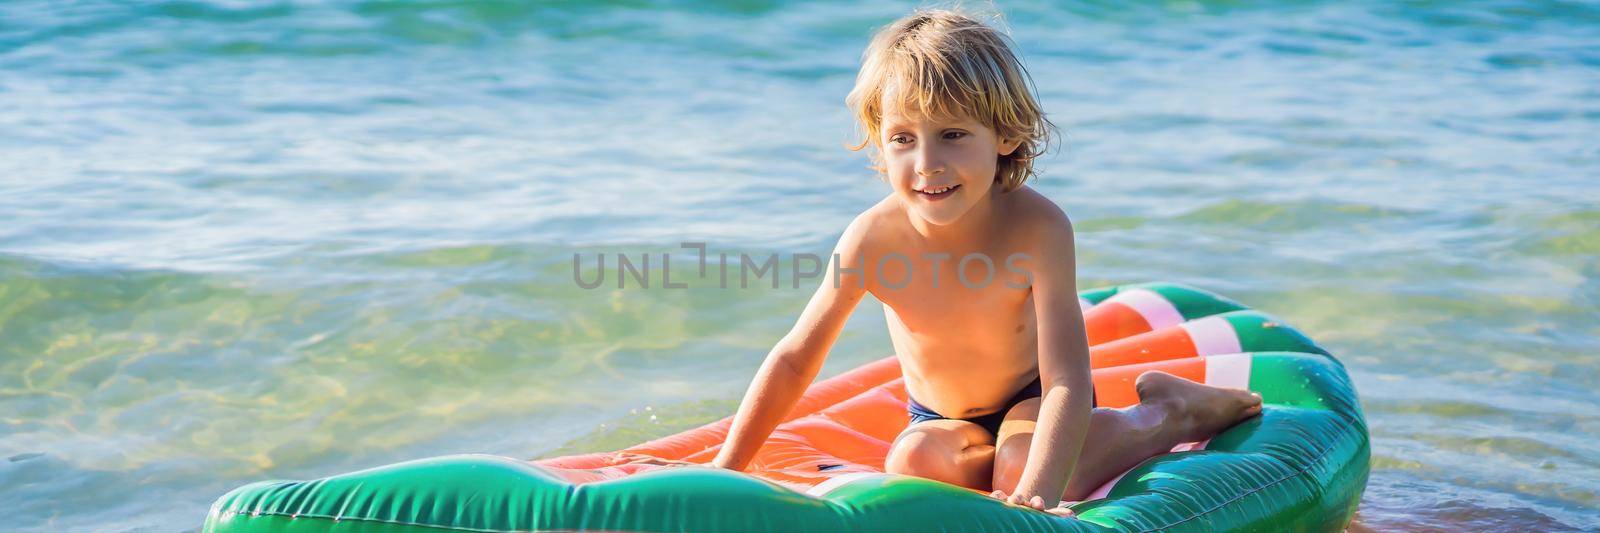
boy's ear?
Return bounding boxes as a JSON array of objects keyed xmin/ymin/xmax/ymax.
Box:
[{"xmin": 998, "ymin": 136, "xmax": 1022, "ymax": 157}]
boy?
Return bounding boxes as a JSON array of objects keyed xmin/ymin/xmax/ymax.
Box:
[{"xmin": 624, "ymin": 9, "xmax": 1261, "ymax": 515}]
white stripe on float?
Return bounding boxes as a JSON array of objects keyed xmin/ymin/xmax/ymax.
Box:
[
  {"xmin": 805, "ymin": 472, "xmax": 886, "ymax": 497},
  {"xmin": 1204, "ymin": 353, "xmax": 1253, "ymax": 391},
  {"xmin": 1095, "ymin": 435, "xmax": 1219, "ymax": 500},
  {"xmin": 1078, "ymin": 296, "xmax": 1093, "ymax": 313},
  {"xmin": 1181, "ymin": 316, "xmax": 1242, "ymax": 356},
  {"xmin": 1110, "ymin": 289, "xmax": 1185, "ymax": 330},
  {"xmin": 1195, "ymin": 353, "xmax": 1253, "ymax": 452}
]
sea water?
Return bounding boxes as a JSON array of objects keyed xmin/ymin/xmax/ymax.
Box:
[{"xmin": 0, "ymin": 1, "xmax": 1595, "ymax": 530}]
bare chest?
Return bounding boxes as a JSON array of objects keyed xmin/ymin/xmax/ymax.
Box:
[{"xmin": 867, "ymin": 248, "xmax": 1034, "ymax": 331}]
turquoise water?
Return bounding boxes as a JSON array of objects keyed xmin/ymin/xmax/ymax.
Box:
[{"xmin": 1, "ymin": 0, "xmax": 1596, "ymax": 530}]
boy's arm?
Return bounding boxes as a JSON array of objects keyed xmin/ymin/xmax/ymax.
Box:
[
  {"xmin": 1012, "ymin": 211, "xmax": 1093, "ymax": 507},
  {"xmin": 711, "ymin": 217, "xmax": 871, "ymax": 471}
]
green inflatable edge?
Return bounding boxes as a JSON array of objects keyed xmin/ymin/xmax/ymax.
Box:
[{"xmin": 204, "ymin": 282, "xmax": 1369, "ymax": 532}]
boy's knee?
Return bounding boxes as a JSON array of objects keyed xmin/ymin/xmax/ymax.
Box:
[
  {"xmin": 991, "ymin": 441, "xmax": 1029, "ymax": 494},
  {"xmin": 886, "ymin": 430, "xmax": 944, "ymax": 475},
  {"xmin": 989, "ymin": 399, "xmax": 1044, "ymax": 494},
  {"xmin": 886, "ymin": 428, "xmax": 990, "ymax": 488}
]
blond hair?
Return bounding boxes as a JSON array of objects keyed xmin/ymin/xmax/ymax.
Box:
[{"xmin": 846, "ymin": 8, "xmax": 1056, "ymax": 192}]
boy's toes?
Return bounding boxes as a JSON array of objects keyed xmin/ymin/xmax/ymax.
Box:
[
  {"xmin": 1224, "ymin": 389, "xmax": 1261, "ymax": 418},
  {"xmin": 1216, "ymin": 387, "xmax": 1259, "ymax": 412}
]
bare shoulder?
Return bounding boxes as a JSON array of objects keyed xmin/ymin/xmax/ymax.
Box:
[
  {"xmin": 1005, "ymin": 187, "xmax": 1078, "ymax": 297},
  {"xmin": 824, "ymin": 196, "xmax": 904, "ymax": 294},
  {"xmin": 837, "ymin": 195, "xmax": 905, "ymax": 255},
  {"xmin": 1004, "ymin": 186, "xmax": 1074, "ymax": 252}
]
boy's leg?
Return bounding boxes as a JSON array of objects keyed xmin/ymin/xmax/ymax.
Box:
[
  {"xmin": 885, "ymin": 419, "xmax": 997, "ymax": 491},
  {"xmin": 991, "ymin": 371, "xmax": 1262, "ymax": 501}
]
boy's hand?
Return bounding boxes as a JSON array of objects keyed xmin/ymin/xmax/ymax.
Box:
[{"xmin": 990, "ymin": 489, "xmax": 1077, "ymax": 519}]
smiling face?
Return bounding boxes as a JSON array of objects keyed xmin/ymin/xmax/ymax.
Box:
[
  {"xmin": 846, "ymin": 10, "xmax": 1056, "ymax": 221},
  {"xmin": 880, "ymin": 95, "xmax": 1022, "ymax": 227}
]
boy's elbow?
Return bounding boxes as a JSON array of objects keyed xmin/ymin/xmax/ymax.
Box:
[{"xmin": 767, "ymin": 340, "xmax": 816, "ymax": 378}]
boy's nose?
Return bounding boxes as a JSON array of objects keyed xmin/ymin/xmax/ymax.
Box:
[{"xmin": 916, "ymin": 151, "xmax": 946, "ymax": 176}]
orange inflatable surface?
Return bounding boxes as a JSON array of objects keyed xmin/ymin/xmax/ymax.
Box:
[{"xmin": 532, "ymin": 288, "xmax": 1229, "ymax": 496}]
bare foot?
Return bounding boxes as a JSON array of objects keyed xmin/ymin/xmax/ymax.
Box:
[{"xmin": 1135, "ymin": 371, "xmax": 1263, "ymax": 442}]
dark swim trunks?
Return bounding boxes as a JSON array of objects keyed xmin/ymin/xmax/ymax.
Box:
[{"xmin": 905, "ymin": 376, "xmax": 1097, "ymax": 437}]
